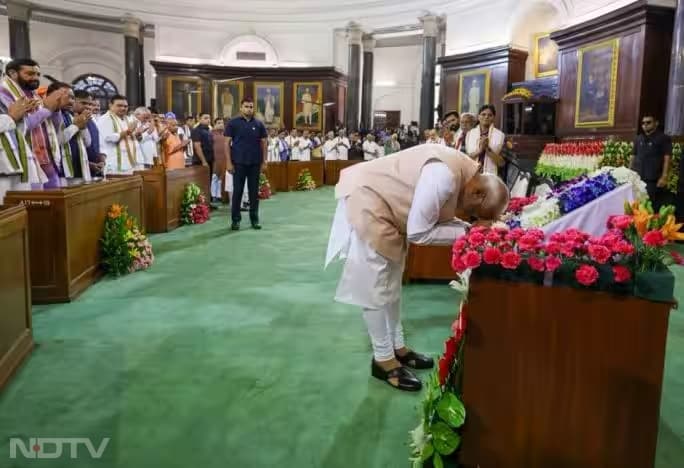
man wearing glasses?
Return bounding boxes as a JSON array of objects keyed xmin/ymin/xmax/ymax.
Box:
[{"xmin": 631, "ymin": 114, "xmax": 672, "ymax": 211}]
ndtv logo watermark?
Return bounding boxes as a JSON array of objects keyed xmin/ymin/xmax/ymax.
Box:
[{"xmin": 9, "ymin": 438, "xmax": 110, "ymax": 459}]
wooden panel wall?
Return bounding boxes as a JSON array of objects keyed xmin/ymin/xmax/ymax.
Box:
[
  {"xmin": 439, "ymin": 47, "xmax": 528, "ymax": 129},
  {"xmin": 151, "ymin": 62, "xmax": 347, "ymax": 133},
  {"xmin": 550, "ymin": 1, "xmax": 674, "ymax": 140}
]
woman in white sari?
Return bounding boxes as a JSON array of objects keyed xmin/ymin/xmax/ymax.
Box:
[{"xmin": 465, "ymin": 104, "xmax": 505, "ymax": 175}]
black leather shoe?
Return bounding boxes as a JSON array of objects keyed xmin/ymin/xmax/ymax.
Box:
[
  {"xmin": 371, "ymin": 360, "xmax": 422, "ymax": 392},
  {"xmin": 231, "ymin": 223, "xmax": 240, "ymax": 231},
  {"xmin": 251, "ymin": 223, "xmax": 262, "ymax": 230},
  {"xmin": 396, "ymin": 350, "xmax": 434, "ymax": 370}
]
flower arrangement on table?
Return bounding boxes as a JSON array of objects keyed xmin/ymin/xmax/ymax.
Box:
[
  {"xmin": 507, "ymin": 167, "xmax": 647, "ymax": 229},
  {"xmin": 180, "ymin": 183, "xmax": 211, "ymax": 225},
  {"xmin": 296, "ymin": 168, "xmax": 316, "ymax": 191},
  {"xmin": 410, "ymin": 282, "xmax": 469, "ymax": 468},
  {"xmin": 599, "ymin": 140, "xmax": 633, "ymax": 168},
  {"xmin": 535, "ymin": 141, "xmax": 605, "ymax": 181},
  {"xmin": 101, "ymin": 204, "xmax": 154, "ymax": 276},
  {"xmin": 259, "ymin": 172, "xmax": 272, "ymax": 199}
]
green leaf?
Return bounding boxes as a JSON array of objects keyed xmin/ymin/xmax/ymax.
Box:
[
  {"xmin": 421, "ymin": 442, "xmax": 434, "ymax": 461},
  {"xmin": 436, "ymin": 392, "xmax": 466, "ymax": 428},
  {"xmin": 433, "ymin": 452, "xmax": 444, "ymax": 468},
  {"xmin": 431, "ymin": 422, "xmax": 461, "ymax": 455}
]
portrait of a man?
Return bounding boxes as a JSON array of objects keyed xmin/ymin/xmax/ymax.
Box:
[
  {"xmin": 213, "ymin": 81, "xmax": 243, "ymax": 120},
  {"xmin": 293, "ymin": 82, "xmax": 322, "ymax": 130},
  {"xmin": 575, "ymin": 38, "xmax": 619, "ymax": 127},
  {"xmin": 458, "ymin": 69, "xmax": 490, "ymax": 116},
  {"xmin": 254, "ymin": 82, "xmax": 284, "ymax": 127}
]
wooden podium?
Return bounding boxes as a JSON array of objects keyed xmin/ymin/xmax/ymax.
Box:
[
  {"xmin": 266, "ymin": 161, "xmax": 288, "ymax": 192},
  {"xmin": 404, "ymin": 243, "xmax": 455, "ymax": 282},
  {"xmin": 459, "ymin": 276, "xmax": 672, "ymax": 468},
  {"xmin": 4, "ymin": 177, "xmax": 143, "ymax": 304},
  {"xmin": 0, "ymin": 205, "xmax": 33, "ymax": 390},
  {"xmin": 287, "ymin": 160, "xmax": 324, "ymax": 190},
  {"xmin": 324, "ymin": 160, "xmax": 361, "ymax": 185},
  {"xmin": 133, "ymin": 165, "xmax": 209, "ymax": 233}
]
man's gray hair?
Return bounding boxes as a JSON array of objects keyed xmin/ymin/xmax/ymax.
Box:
[{"xmin": 133, "ymin": 107, "xmax": 149, "ymax": 116}]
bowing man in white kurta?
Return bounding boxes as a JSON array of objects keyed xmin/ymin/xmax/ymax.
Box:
[{"xmin": 325, "ymin": 145, "xmax": 509, "ymax": 391}]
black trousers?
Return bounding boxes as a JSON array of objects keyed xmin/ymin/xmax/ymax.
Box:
[
  {"xmin": 231, "ymin": 163, "xmax": 260, "ymax": 224},
  {"xmin": 645, "ymin": 181, "xmax": 673, "ymax": 213}
]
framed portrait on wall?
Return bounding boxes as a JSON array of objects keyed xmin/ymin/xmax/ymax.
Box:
[
  {"xmin": 212, "ymin": 80, "xmax": 244, "ymax": 120},
  {"xmin": 458, "ymin": 69, "xmax": 491, "ymax": 116},
  {"xmin": 293, "ymin": 81, "xmax": 323, "ymax": 130},
  {"xmin": 575, "ymin": 38, "xmax": 620, "ymax": 128},
  {"xmin": 167, "ymin": 77, "xmax": 202, "ymax": 118},
  {"xmin": 534, "ymin": 33, "xmax": 559, "ymax": 77},
  {"xmin": 254, "ymin": 82, "xmax": 284, "ymax": 128}
]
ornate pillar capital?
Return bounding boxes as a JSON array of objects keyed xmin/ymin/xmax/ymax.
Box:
[
  {"xmin": 346, "ymin": 22, "xmax": 364, "ymax": 46},
  {"xmin": 6, "ymin": 1, "xmax": 31, "ymax": 22},
  {"xmin": 420, "ymin": 14, "xmax": 439, "ymax": 38},
  {"xmin": 122, "ymin": 14, "xmax": 143, "ymax": 39},
  {"xmin": 362, "ymin": 34, "xmax": 376, "ymax": 52}
]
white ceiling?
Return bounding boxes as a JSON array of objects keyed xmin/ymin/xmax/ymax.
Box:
[{"xmin": 25, "ymin": 0, "xmax": 678, "ymax": 30}]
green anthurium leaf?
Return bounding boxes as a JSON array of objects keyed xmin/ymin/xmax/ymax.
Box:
[
  {"xmin": 421, "ymin": 442, "xmax": 434, "ymax": 461},
  {"xmin": 433, "ymin": 452, "xmax": 444, "ymax": 468},
  {"xmin": 437, "ymin": 392, "xmax": 467, "ymax": 428},
  {"xmin": 431, "ymin": 421, "xmax": 461, "ymax": 455}
]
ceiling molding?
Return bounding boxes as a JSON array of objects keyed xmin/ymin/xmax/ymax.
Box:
[{"xmin": 0, "ymin": 3, "xmax": 155, "ymax": 38}]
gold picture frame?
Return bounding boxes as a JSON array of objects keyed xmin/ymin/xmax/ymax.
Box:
[
  {"xmin": 534, "ymin": 33, "xmax": 559, "ymax": 78},
  {"xmin": 253, "ymin": 81, "xmax": 285, "ymax": 128},
  {"xmin": 293, "ymin": 81, "xmax": 323, "ymax": 130},
  {"xmin": 166, "ymin": 77, "xmax": 202, "ymax": 117},
  {"xmin": 574, "ymin": 38, "xmax": 620, "ymax": 128},
  {"xmin": 458, "ymin": 69, "xmax": 491, "ymax": 116},
  {"xmin": 212, "ymin": 80, "xmax": 244, "ymax": 120}
]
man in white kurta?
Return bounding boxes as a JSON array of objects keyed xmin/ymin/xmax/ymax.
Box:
[
  {"xmin": 133, "ymin": 107, "xmax": 158, "ymax": 168},
  {"xmin": 335, "ymin": 130, "xmax": 350, "ymax": 160},
  {"xmin": 97, "ymin": 95, "xmax": 138, "ymax": 174},
  {"xmin": 323, "ymin": 131, "xmax": 339, "ymax": 160},
  {"xmin": 326, "ymin": 144, "xmax": 509, "ymax": 391},
  {"xmin": 362, "ymin": 134, "xmax": 380, "ymax": 160}
]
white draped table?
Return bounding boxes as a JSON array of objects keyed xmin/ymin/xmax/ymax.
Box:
[{"xmin": 542, "ymin": 183, "xmax": 635, "ymax": 238}]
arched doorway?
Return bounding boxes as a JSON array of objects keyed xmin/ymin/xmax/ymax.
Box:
[{"xmin": 71, "ymin": 74, "xmax": 119, "ymax": 111}]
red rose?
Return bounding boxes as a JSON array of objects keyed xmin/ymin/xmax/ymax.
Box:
[
  {"xmin": 451, "ymin": 254, "xmax": 467, "ymax": 272},
  {"xmin": 671, "ymin": 251, "xmax": 684, "ymax": 265},
  {"xmin": 470, "ymin": 226, "xmax": 488, "ymax": 235},
  {"xmin": 468, "ymin": 231, "xmax": 486, "ymax": 248},
  {"xmin": 505, "ymin": 228, "xmax": 525, "ymax": 241},
  {"xmin": 612, "ymin": 265, "xmax": 632, "ymax": 283},
  {"xmin": 486, "ymin": 230, "xmax": 502, "ymax": 243},
  {"xmin": 575, "ymin": 264, "xmax": 599, "ymax": 286},
  {"xmin": 609, "ymin": 215, "xmax": 632, "ymax": 230},
  {"xmin": 462, "ymin": 250, "xmax": 482, "ymax": 269},
  {"xmin": 528, "ymin": 228, "xmax": 545, "ymax": 240},
  {"xmin": 614, "ymin": 240, "xmax": 635, "ymax": 255},
  {"xmin": 544, "ymin": 241, "xmax": 562, "ymax": 255},
  {"xmin": 550, "ymin": 232, "xmax": 567, "ymax": 243},
  {"xmin": 545, "ymin": 256, "xmax": 562, "ymax": 272},
  {"xmin": 643, "ymin": 230, "xmax": 666, "ymax": 247},
  {"xmin": 518, "ymin": 234, "xmax": 541, "ymax": 252},
  {"xmin": 452, "ymin": 239, "xmax": 467, "ymax": 254},
  {"xmin": 588, "ymin": 244, "xmax": 612, "ymax": 264},
  {"xmin": 527, "ymin": 256, "xmax": 546, "ymax": 272},
  {"xmin": 560, "ymin": 242, "xmax": 577, "ymax": 257},
  {"xmin": 501, "ymin": 251, "xmax": 522, "ymax": 269},
  {"xmin": 483, "ymin": 247, "xmax": 502, "ymax": 265},
  {"xmin": 444, "ymin": 337, "xmax": 457, "ymax": 363}
]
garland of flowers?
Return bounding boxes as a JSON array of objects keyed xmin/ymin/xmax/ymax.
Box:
[
  {"xmin": 535, "ymin": 141, "xmax": 604, "ymax": 181},
  {"xmin": 410, "ymin": 275, "xmax": 469, "ymax": 468},
  {"xmin": 180, "ymin": 183, "xmax": 211, "ymax": 225},
  {"xmin": 502, "ymin": 87, "xmax": 533, "ymax": 100},
  {"xmin": 101, "ymin": 204, "xmax": 154, "ymax": 276},
  {"xmin": 259, "ymin": 172, "xmax": 272, "ymax": 199},
  {"xmin": 599, "ymin": 140, "xmax": 633, "ymax": 168},
  {"xmin": 296, "ymin": 169, "xmax": 316, "ymax": 191}
]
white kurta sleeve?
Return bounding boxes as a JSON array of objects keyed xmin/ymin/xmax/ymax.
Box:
[
  {"xmin": 63, "ymin": 124, "xmax": 79, "ymax": 143},
  {"xmin": 0, "ymin": 115, "xmax": 17, "ymax": 133},
  {"xmin": 407, "ymin": 162, "xmax": 470, "ymax": 245}
]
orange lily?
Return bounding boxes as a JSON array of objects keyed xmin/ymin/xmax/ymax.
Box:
[
  {"xmin": 660, "ymin": 214, "xmax": 684, "ymax": 241},
  {"xmin": 632, "ymin": 205, "xmax": 651, "ymax": 237},
  {"xmin": 108, "ymin": 204, "xmax": 123, "ymax": 219}
]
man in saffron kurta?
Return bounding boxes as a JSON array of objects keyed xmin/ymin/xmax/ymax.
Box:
[{"xmin": 326, "ymin": 144, "xmax": 509, "ymax": 391}]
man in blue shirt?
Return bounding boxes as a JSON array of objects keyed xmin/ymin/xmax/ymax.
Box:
[{"xmin": 225, "ymin": 98, "xmax": 267, "ymax": 230}]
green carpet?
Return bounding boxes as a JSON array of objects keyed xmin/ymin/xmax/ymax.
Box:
[{"xmin": 0, "ymin": 187, "xmax": 682, "ymax": 467}]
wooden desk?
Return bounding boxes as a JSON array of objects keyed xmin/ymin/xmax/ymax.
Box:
[
  {"xmin": 324, "ymin": 160, "xmax": 361, "ymax": 185},
  {"xmin": 266, "ymin": 162, "xmax": 288, "ymax": 193},
  {"xmin": 287, "ymin": 160, "xmax": 324, "ymax": 190},
  {"xmin": 4, "ymin": 177, "xmax": 143, "ymax": 304},
  {"xmin": 0, "ymin": 205, "xmax": 33, "ymax": 390},
  {"xmin": 404, "ymin": 243, "xmax": 455, "ymax": 282},
  {"xmin": 460, "ymin": 276, "xmax": 671, "ymax": 468},
  {"xmin": 134, "ymin": 165, "xmax": 209, "ymax": 233}
]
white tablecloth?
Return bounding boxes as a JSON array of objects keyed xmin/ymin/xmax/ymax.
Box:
[{"xmin": 542, "ymin": 183, "xmax": 635, "ymax": 238}]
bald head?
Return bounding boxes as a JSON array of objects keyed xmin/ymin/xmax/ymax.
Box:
[{"xmin": 461, "ymin": 173, "xmax": 510, "ymax": 220}]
